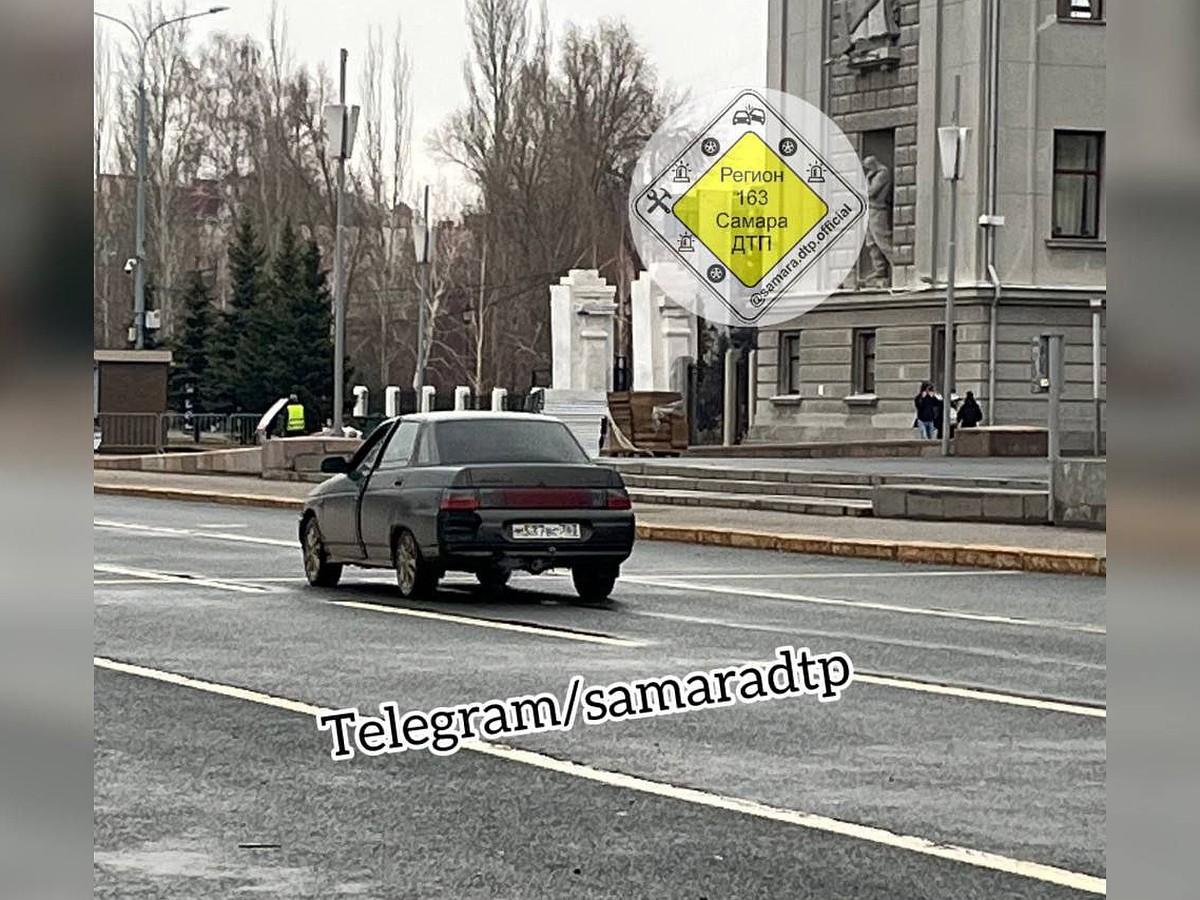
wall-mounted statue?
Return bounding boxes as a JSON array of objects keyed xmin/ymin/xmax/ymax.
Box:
[
  {"xmin": 832, "ymin": 0, "xmax": 902, "ymax": 66},
  {"xmin": 861, "ymin": 155, "xmax": 894, "ymax": 287}
]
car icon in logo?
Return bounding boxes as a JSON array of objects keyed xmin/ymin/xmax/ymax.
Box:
[{"xmin": 732, "ymin": 106, "xmax": 766, "ymax": 126}]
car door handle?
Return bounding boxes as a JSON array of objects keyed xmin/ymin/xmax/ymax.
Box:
[{"xmin": 393, "ymin": 477, "xmax": 404, "ymax": 486}]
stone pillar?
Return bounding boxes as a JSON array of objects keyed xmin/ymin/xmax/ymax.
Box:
[
  {"xmin": 631, "ymin": 271, "xmax": 698, "ymax": 391},
  {"xmin": 723, "ymin": 348, "xmax": 741, "ymax": 446},
  {"xmin": 630, "ymin": 273, "xmax": 656, "ymax": 390},
  {"xmin": 549, "ymin": 269, "xmax": 617, "ymax": 391},
  {"xmin": 545, "ymin": 269, "xmax": 618, "ymax": 457},
  {"xmin": 453, "ymin": 386, "xmax": 470, "ymax": 410},
  {"xmin": 384, "ymin": 386, "xmax": 401, "ymax": 417},
  {"xmin": 419, "ymin": 385, "xmax": 435, "ymax": 413},
  {"xmin": 658, "ymin": 293, "xmax": 698, "ymax": 389},
  {"xmin": 746, "ymin": 350, "xmax": 758, "ymax": 430},
  {"xmin": 490, "ymin": 387, "xmax": 508, "ymax": 411}
]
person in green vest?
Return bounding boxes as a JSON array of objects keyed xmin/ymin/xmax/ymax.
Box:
[{"xmin": 284, "ymin": 394, "xmax": 307, "ymax": 437}]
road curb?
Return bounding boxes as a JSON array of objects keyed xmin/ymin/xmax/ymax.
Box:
[
  {"xmin": 94, "ymin": 483, "xmax": 1105, "ymax": 576},
  {"xmin": 94, "ymin": 483, "xmax": 302, "ymax": 511}
]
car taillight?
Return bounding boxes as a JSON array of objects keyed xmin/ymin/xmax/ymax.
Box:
[
  {"xmin": 440, "ymin": 489, "xmax": 480, "ymax": 511},
  {"xmin": 606, "ymin": 488, "xmax": 632, "ymax": 510}
]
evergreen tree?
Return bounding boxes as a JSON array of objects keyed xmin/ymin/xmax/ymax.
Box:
[
  {"xmin": 290, "ymin": 238, "xmax": 337, "ymax": 424},
  {"xmin": 168, "ymin": 269, "xmax": 217, "ymax": 415},
  {"xmin": 265, "ymin": 221, "xmax": 309, "ymax": 412},
  {"xmin": 214, "ymin": 218, "xmax": 275, "ymax": 412}
]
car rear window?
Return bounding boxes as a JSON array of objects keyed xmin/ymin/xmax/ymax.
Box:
[{"xmin": 432, "ymin": 419, "xmax": 590, "ymax": 465}]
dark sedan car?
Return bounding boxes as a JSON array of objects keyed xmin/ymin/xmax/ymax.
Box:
[{"xmin": 299, "ymin": 411, "xmax": 635, "ymax": 602}]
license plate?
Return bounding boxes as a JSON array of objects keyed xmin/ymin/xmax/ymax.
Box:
[{"xmin": 511, "ymin": 523, "xmax": 581, "ymax": 540}]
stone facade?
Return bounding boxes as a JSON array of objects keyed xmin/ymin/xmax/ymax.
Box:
[{"xmin": 758, "ymin": 0, "xmax": 1107, "ymax": 452}]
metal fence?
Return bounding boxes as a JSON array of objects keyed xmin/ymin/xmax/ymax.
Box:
[
  {"xmin": 95, "ymin": 396, "xmax": 548, "ymax": 454},
  {"xmin": 97, "ymin": 413, "xmax": 166, "ymax": 453}
]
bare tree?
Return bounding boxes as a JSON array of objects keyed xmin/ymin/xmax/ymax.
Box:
[
  {"xmin": 435, "ymin": 2, "xmax": 667, "ymax": 389},
  {"xmin": 350, "ymin": 20, "xmax": 415, "ymax": 391}
]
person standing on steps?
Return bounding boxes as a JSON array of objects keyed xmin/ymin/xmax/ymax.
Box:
[
  {"xmin": 957, "ymin": 390, "xmax": 983, "ymax": 428},
  {"xmin": 913, "ymin": 382, "xmax": 941, "ymax": 440}
]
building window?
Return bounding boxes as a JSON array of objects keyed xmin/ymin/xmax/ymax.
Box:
[
  {"xmin": 852, "ymin": 329, "xmax": 877, "ymax": 394},
  {"xmin": 930, "ymin": 325, "xmax": 946, "ymax": 390},
  {"xmin": 1052, "ymin": 131, "xmax": 1104, "ymax": 239},
  {"xmin": 781, "ymin": 332, "xmax": 801, "ymax": 394},
  {"xmin": 1057, "ymin": 0, "xmax": 1103, "ymax": 22}
]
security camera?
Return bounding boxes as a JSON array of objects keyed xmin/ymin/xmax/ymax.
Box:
[{"xmin": 123, "ymin": 258, "xmax": 138, "ymax": 274}]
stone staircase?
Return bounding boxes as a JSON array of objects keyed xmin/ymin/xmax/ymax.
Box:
[{"xmin": 607, "ymin": 461, "xmax": 1050, "ymax": 524}]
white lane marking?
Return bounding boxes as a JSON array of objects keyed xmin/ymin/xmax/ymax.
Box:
[
  {"xmin": 93, "ymin": 656, "xmax": 1106, "ymax": 895},
  {"xmin": 94, "ymin": 520, "xmax": 1103, "ymax": 634},
  {"xmin": 621, "ymin": 576, "xmax": 1106, "ymax": 635},
  {"xmin": 93, "ymin": 564, "xmax": 272, "ymax": 594},
  {"xmin": 852, "ymin": 673, "xmax": 1105, "ymax": 719},
  {"xmin": 196, "ymin": 523, "xmax": 248, "ymax": 529},
  {"xmin": 635, "ymin": 570, "xmax": 1024, "ymax": 579},
  {"xmin": 95, "ymin": 520, "xmax": 295, "ymax": 548},
  {"xmin": 330, "ymin": 600, "xmax": 645, "ymax": 648},
  {"xmin": 630, "ymin": 609, "xmax": 1107, "ymax": 674}
]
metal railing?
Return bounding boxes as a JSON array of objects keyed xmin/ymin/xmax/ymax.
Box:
[
  {"xmin": 96, "ymin": 413, "xmax": 165, "ymax": 453},
  {"xmin": 96, "ymin": 394, "xmax": 541, "ymax": 454}
]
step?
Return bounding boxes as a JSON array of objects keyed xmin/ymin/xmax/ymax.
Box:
[
  {"xmin": 628, "ymin": 488, "xmax": 873, "ymax": 517},
  {"xmin": 872, "ymin": 484, "xmax": 1048, "ymax": 524},
  {"xmin": 605, "ymin": 460, "xmax": 1046, "ymax": 492},
  {"xmin": 621, "ymin": 473, "xmax": 872, "ymax": 501}
]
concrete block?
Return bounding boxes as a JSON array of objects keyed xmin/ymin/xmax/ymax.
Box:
[
  {"xmin": 942, "ymin": 494, "xmax": 984, "ymax": 521},
  {"xmin": 982, "ymin": 493, "xmax": 1025, "ymax": 522},
  {"xmin": 1023, "ymin": 493, "xmax": 1049, "ymax": 521},
  {"xmin": 1052, "ymin": 458, "xmax": 1106, "ymax": 528},
  {"xmin": 871, "ymin": 486, "xmax": 907, "ymax": 518},
  {"xmin": 292, "ymin": 453, "xmax": 325, "ymax": 472},
  {"xmin": 905, "ymin": 492, "xmax": 944, "ymax": 519}
]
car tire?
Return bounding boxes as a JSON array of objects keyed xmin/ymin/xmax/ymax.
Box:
[
  {"xmin": 394, "ymin": 529, "xmax": 437, "ymax": 599},
  {"xmin": 302, "ymin": 517, "xmax": 343, "ymax": 588},
  {"xmin": 476, "ymin": 567, "xmax": 511, "ymax": 592},
  {"xmin": 571, "ymin": 564, "xmax": 618, "ymax": 604}
]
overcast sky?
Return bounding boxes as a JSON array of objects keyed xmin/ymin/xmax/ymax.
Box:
[{"xmin": 94, "ymin": 0, "xmax": 768, "ymax": 204}]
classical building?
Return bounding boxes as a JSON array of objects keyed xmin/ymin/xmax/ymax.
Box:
[{"xmin": 753, "ymin": 0, "xmax": 1106, "ymax": 452}]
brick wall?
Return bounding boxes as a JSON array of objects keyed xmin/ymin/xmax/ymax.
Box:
[{"xmin": 827, "ymin": 0, "xmax": 920, "ymax": 277}]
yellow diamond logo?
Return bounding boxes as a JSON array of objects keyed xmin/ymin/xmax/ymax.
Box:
[{"xmin": 673, "ymin": 132, "xmax": 828, "ymax": 288}]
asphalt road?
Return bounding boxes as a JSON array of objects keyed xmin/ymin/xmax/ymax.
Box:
[{"xmin": 94, "ymin": 495, "xmax": 1106, "ymax": 898}]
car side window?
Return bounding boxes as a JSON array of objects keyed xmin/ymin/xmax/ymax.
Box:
[
  {"xmin": 378, "ymin": 421, "xmax": 419, "ymax": 469},
  {"xmin": 346, "ymin": 421, "xmax": 392, "ymax": 475},
  {"xmin": 413, "ymin": 426, "xmax": 437, "ymax": 466},
  {"xmin": 355, "ymin": 434, "xmax": 388, "ymax": 476}
]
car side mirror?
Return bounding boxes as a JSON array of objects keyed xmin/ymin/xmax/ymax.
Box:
[{"xmin": 320, "ymin": 456, "xmax": 349, "ymax": 474}]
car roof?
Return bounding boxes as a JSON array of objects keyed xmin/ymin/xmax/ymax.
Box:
[{"xmin": 392, "ymin": 410, "xmax": 561, "ymax": 425}]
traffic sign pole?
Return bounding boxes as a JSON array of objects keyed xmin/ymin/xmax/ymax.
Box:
[{"xmin": 1046, "ymin": 333, "xmax": 1063, "ymax": 525}]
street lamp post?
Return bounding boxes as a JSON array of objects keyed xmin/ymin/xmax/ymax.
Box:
[
  {"xmin": 323, "ymin": 50, "xmax": 359, "ymax": 436},
  {"xmin": 411, "ymin": 185, "xmax": 434, "ymax": 393},
  {"xmin": 94, "ymin": 6, "xmax": 229, "ymax": 351},
  {"xmin": 936, "ymin": 76, "xmax": 968, "ymax": 457},
  {"xmin": 1090, "ymin": 297, "xmax": 1104, "ymax": 455}
]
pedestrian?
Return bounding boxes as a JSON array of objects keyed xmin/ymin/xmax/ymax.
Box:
[
  {"xmin": 284, "ymin": 393, "xmax": 307, "ymax": 437},
  {"xmin": 957, "ymin": 390, "xmax": 983, "ymax": 428},
  {"xmin": 913, "ymin": 382, "xmax": 941, "ymax": 440}
]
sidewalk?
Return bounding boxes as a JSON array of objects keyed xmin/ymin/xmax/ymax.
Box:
[{"xmin": 93, "ymin": 470, "xmax": 1105, "ymax": 576}]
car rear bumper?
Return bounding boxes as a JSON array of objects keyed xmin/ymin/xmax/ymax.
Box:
[{"xmin": 437, "ymin": 509, "xmax": 635, "ymax": 570}]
